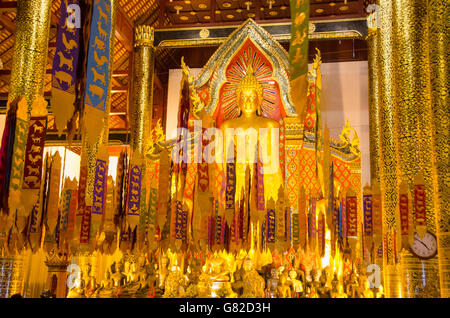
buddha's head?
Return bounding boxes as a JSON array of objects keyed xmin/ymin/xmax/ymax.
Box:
[{"xmin": 236, "ymin": 64, "xmax": 263, "ymax": 116}]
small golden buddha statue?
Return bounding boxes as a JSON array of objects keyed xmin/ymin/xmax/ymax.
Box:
[
  {"xmin": 241, "ymin": 256, "xmax": 265, "ymax": 298},
  {"xmin": 158, "ymin": 255, "xmax": 170, "ymax": 289},
  {"xmin": 287, "ymin": 269, "xmax": 303, "ymax": 298},
  {"xmin": 67, "ymin": 271, "xmax": 86, "ymax": 298},
  {"xmin": 110, "ymin": 261, "xmax": 127, "ymax": 289},
  {"xmin": 83, "ymin": 264, "xmax": 98, "ymax": 298},
  {"xmin": 163, "ymin": 265, "xmax": 188, "ymax": 298},
  {"xmin": 277, "ymin": 274, "xmax": 291, "ymax": 298},
  {"xmin": 335, "ymin": 284, "xmax": 348, "ymax": 298}
]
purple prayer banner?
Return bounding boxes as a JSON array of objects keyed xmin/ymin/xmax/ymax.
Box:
[
  {"xmin": 52, "ymin": 0, "xmax": 80, "ymax": 93},
  {"xmin": 363, "ymin": 194, "xmax": 373, "ymax": 237},
  {"xmin": 175, "ymin": 200, "xmax": 183, "ymax": 240},
  {"xmin": 127, "ymin": 165, "xmax": 142, "ymax": 216},
  {"xmin": 257, "ymin": 157, "xmax": 265, "ymax": 211},
  {"xmin": 225, "ymin": 163, "xmax": 236, "ymax": 212},
  {"xmin": 267, "ymin": 209, "xmax": 275, "ymax": 243},
  {"xmin": 92, "ymin": 159, "xmax": 107, "ymax": 215}
]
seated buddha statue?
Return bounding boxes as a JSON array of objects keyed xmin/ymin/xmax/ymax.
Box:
[{"xmin": 241, "ymin": 256, "xmax": 265, "ymax": 298}]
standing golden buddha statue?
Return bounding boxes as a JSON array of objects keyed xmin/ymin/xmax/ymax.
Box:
[{"xmin": 220, "ymin": 64, "xmax": 282, "ymax": 234}]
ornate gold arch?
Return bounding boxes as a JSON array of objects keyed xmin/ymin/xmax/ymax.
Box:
[{"xmin": 193, "ymin": 19, "xmax": 297, "ymax": 119}]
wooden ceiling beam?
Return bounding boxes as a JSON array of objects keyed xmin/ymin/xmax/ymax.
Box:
[
  {"xmin": 115, "ymin": 7, "xmax": 134, "ymax": 52},
  {"xmin": 0, "ymin": 1, "xmax": 16, "ymax": 13},
  {"xmin": 0, "ymin": 13, "xmax": 15, "ymax": 33}
]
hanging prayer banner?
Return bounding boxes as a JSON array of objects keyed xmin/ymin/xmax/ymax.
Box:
[
  {"xmin": 18, "ymin": 97, "xmax": 48, "ymax": 233},
  {"xmin": 363, "ymin": 184, "xmax": 373, "ymax": 249},
  {"xmin": 60, "ymin": 188, "xmax": 72, "ymax": 234},
  {"xmin": 309, "ymin": 198, "xmax": 317, "ymax": 249},
  {"xmin": 91, "ymin": 159, "xmax": 107, "ymax": 238},
  {"xmin": 327, "ymin": 162, "xmax": 334, "ymax": 229},
  {"xmin": 182, "ymin": 204, "xmax": 189, "ymax": 246},
  {"xmin": 340, "ymin": 195, "xmax": 347, "ymax": 239},
  {"xmin": 80, "ymin": 205, "xmax": 92, "ymax": 244},
  {"xmin": 0, "ymin": 101, "xmax": 16, "ymax": 215},
  {"xmin": 276, "ymin": 186, "xmax": 286, "ymax": 245},
  {"xmin": 291, "ymin": 211, "xmax": 299, "ymax": 246},
  {"xmin": 225, "ymin": 162, "xmax": 236, "ymax": 220},
  {"xmin": 413, "ymin": 173, "xmax": 427, "ymax": 239},
  {"xmin": 157, "ymin": 148, "xmax": 170, "ymax": 230},
  {"xmin": 84, "ymin": 0, "xmax": 113, "ymax": 146},
  {"xmin": 346, "ymin": 188, "xmax": 358, "ymax": 257},
  {"xmin": 28, "ymin": 203, "xmax": 41, "ymax": 251},
  {"xmin": 59, "ymin": 178, "xmax": 77, "ymax": 246},
  {"xmin": 289, "ymin": 0, "xmax": 310, "ymax": 121},
  {"xmin": 51, "ymin": 0, "xmax": 80, "ymax": 135},
  {"xmin": 318, "ymin": 212, "xmax": 325, "ymax": 257},
  {"xmin": 372, "ymin": 181, "xmax": 382, "ymax": 247},
  {"xmin": 67, "ymin": 189, "xmax": 78, "ymax": 241},
  {"xmin": 346, "ymin": 189, "xmax": 358, "ymax": 237},
  {"xmin": 127, "ymin": 164, "xmax": 142, "ymax": 230},
  {"xmin": 148, "ymin": 187, "xmax": 158, "ymax": 246},
  {"xmin": 298, "ymin": 186, "xmax": 307, "ymax": 249},
  {"xmin": 331, "ymin": 197, "xmax": 339, "ymax": 257},
  {"xmin": 45, "ymin": 152, "xmax": 62, "ymax": 238},
  {"xmin": 22, "ymin": 118, "xmax": 46, "ymax": 190},
  {"xmin": 102, "ymin": 176, "xmax": 115, "ymax": 252},
  {"xmin": 7, "ymin": 98, "xmax": 28, "ymax": 216},
  {"xmin": 398, "ymin": 181, "xmax": 411, "ymax": 250},
  {"xmin": 257, "ymin": 153, "xmax": 265, "ymax": 224},
  {"xmin": 174, "ymin": 200, "xmax": 184, "ymax": 241}
]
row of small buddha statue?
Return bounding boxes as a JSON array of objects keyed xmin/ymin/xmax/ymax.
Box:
[{"xmin": 66, "ymin": 253, "xmax": 383, "ymax": 298}]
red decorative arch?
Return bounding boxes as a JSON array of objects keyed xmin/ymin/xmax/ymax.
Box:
[{"xmin": 213, "ymin": 39, "xmax": 286, "ymax": 127}]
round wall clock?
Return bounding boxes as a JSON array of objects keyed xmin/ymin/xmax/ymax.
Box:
[{"xmin": 410, "ymin": 231, "xmax": 438, "ymax": 260}]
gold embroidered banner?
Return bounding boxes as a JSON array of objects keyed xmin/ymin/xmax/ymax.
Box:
[
  {"xmin": 414, "ymin": 173, "xmax": 427, "ymax": 239},
  {"xmin": 398, "ymin": 181, "xmax": 412, "ymax": 250},
  {"xmin": 44, "ymin": 152, "xmax": 62, "ymax": 248},
  {"xmin": 289, "ymin": 0, "xmax": 310, "ymax": 121}
]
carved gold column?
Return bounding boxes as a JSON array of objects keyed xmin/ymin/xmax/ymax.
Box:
[
  {"xmin": 130, "ymin": 25, "xmax": 156, "ymax": 156},
  {"xmin": 128, "ymin": 25, "xmax": 156, "ymax": 246},
  {"xmin": 0, "ymin": 256, "xmax": 24, "ymax": 298},
  {"xmin": 367, "ymin": 17, "xmax": 380, "ymax": 184},
  {"xmin": 376, "ymin": 0, "xmax": 401, "ymax": 298},
  {"xmin": 427, "ymin": 0, "xmax": 450, "ymax": 298},
  {"xmin": 2, "ymin": 0, "xmax": 52, "ymax": 298},
  {"xmin": 392, "ymin": 0, "xmax": 441, "ymax": 298},
  {"xmin": 7, "ymin": 0, "xmax": 52, "ymax": 109}
]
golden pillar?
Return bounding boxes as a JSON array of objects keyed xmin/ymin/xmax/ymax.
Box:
[
  {"xmin": 392, "ymin": 0, "xmax": 440, "ymax": 298},
  {"xmin": 130, "ymin": 25, "xmax": 156, "ymax": 156},
  {"xmin": 427, "ymin": 0, "xmax": 450, "ymax": 298},
  {"xmin": 128, "ymin": 25, "xmax": 156, "ymax": 246},
  {"xmin": 7, "ymin": 0, "xmax": 52, "ymax": 109},
  {"xmin": 0, "ymin": 256, "xmax": 24, "ymax": 298},
  {"xmin": 367, "ymin": 17, "xmax": 380, "ymax": 184},
  {"xmin": 2, "ymin": 0, "xmax": 52, "ymax": 298},
  {"xmin": 376, "ymin": 0, "xmax": 401, "ymax": 298}
]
